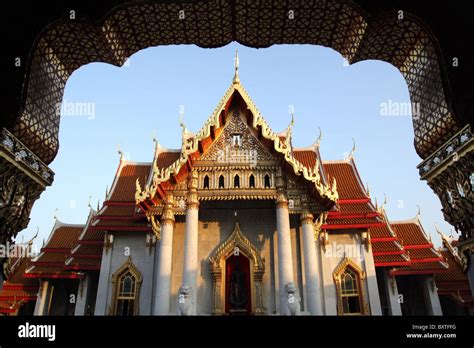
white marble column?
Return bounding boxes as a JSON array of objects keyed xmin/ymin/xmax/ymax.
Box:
[
  {"xmin": 275, "ymin": 170, "xmax": 295, "ymax": 315},
  {"xmin": 382, "ymin": 269, "xmax": 402, "ymax": 316},
  {"xmin": 154, "ymin": 194, "xmax": 175, "ymax": 315},
  {"xmin": 181, "ymin": 170, "xmax": 199, "ymax": 315},
  {"xmin": 94, "ymin": 232, "xmax": 114, "ymax": 315},
  {"xmin": 34, "ymin": 280, "xmax": 52, "ymax": 316},
  {"xmin": 300, "ymin": 209, "xmax": 322, "ymax": 315},
  {"xmin": 361, "ymin": 233, "xmax": 382, "ymax": 315},
  {"xmin": 74, "ymin": 274, "xmax": 91, "ymax": 316},
  {"xmin": 422, "ymin": 275, "xmax": 443, "ymax": 315}
]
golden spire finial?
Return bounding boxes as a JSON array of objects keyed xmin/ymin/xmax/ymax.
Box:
[{"xmin": 233, "ymin": 49, "xmax": 240, "ymax": 85}]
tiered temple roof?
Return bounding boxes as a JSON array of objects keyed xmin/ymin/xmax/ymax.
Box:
[
  {"xmin": 322, "ymin": 159, "xmax": 383, "ymax": 229},
  {"xmin": 435, "ymin": 230, "xmax": 472, "ymax": 304},
  {"xmin": 25, "ymin": 221, "xmax": 84, "ymax": 279},
  {"xmin": 0, "ymin": 255, "xmax": 38, "ymax": 314},
  {"xmin": 66, "ymin": 208, "xmax": 102, "ymax": 271},
  {"xmin": 388, "ymin": 219, "xmax": 448, "ymax": 276}
]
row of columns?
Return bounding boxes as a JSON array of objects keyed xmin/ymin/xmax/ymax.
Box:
[{"xmin": 152, "ymin": 169, "xmax": 324, "ymax": 315}]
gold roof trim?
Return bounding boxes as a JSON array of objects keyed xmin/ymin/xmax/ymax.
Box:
[{"xmin": 136, "ymin": 79, "xmax": 338, "ymax": 204}]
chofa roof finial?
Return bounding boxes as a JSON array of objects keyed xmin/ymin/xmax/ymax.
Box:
[
  {"xmin": 346, "ymin": 138, "xmax": 356, "ymax": 160},
  {"xmin": 53, "ymin": 208, "xmax": 59, "ymax": 222},
  {"xmin": 152, "ymin": 129, "xmax": 161, "ymax": 149},
  {"xmin": 416, "ymin": 204, "xmax": 421, "ymax": 219},
  {"xmin": 315, "ymin": 126, "xmax": 322, "ymax": 148}
]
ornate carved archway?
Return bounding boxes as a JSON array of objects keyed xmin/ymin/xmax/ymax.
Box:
[
  {"xmin": 333, "ymin": 257, "xmax": 369, "ymax": 316},
  {"xmin": 209, "ymin": 222, "xmax": 265, "ymax": 315},
  {"xmin": 2, "ymin": 0, "xmax": 472, "ymax": 292},
  {"xmin": 109, "ymin": 256, "xmax": 143, "ymax": 316}
]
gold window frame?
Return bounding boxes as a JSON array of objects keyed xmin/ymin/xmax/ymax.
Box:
[
  {"xmin": 110, "ymin": 256, "xmax": 143, "ymax": 316},
  {"xmin": 333, "ymin": 257, "xmax": 369, "ymax": 315}
]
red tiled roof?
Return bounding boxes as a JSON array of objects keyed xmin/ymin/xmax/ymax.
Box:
[
  {"xmin": 323, "ymin": 162, "xmax": 367, "ymax": 199},
  {"xmin": 392, "ymin": 222, "xmax": 431, "ymax": 246},
  {"xmin": 156, "ymin": 151, "xmax": 180, "ymax": 170},
  {"xmin": 108, "ymin": 163, "xmax": 151, "ymax": 202},
  {"xmin": 43, "ymin": 224, "xmax": 83, "ymax": 249},
  {"xmin": 94, "ymin": 162, "xmax": 151, "ymax": 231},
  {"xmin": 293, "ymin": 150, "xmax": 317, "ymax": 169},
  {"xmin": 387, "ymin": 220, "xmax": 448, "ymax": 275},
  {"xmin": 435, "ymin": 239, "xmax": 471, "ymax": 302},
  {"xmin": 0, "ymin": 257, "xmax": 38, "ymax": 313},
  {"xmin": 27, "ymin": 222, "xmax": 84, "ymax": 278}
]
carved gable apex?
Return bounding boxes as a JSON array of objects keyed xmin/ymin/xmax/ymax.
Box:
[{"xmin": 200, "ymin": 108, "xmax": 277, "ymax": 163}]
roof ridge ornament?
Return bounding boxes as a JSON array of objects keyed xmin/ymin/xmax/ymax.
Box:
[
  {"xmin": 286, "ymin": 112, "xmax": 295, "ymax": 146},
  {"xmin": 416, "ymin": 204, "xmax": 421, "ymax": 220},
  {"xmin": 233, "ymin": 49, "xmax": 240, "ymax": 85},
  {"xmin": 379, "ymin": 193, "xmax": 387, "ymax": 213},
  {"xmin": 117, "ymin": 143, "xmax": 125, "ymax": 162},
  {"xmin": 435, "ymin": 223, "xmax": 447, "ymax": 240},
  {"xmin": 435, "ymin": 224, "xmax": 462, "ymax": 264},
  {"xmin": 152, "ymin": 129, "xmax": 161, "ymax": 149},
  {"xmin": 179, "ymin": 113, "xmax": 193, "ymax": 139},
  {"xmin": 53, "ymin": 208, "xmax": 59, "ymax": 222},
  {"xmin": 313, "ymin": 126, "xmax": 323, "ymax": 149},
  {"xmin": 345, "ymin": 138, "xmax": 356, "ymax": 160}
]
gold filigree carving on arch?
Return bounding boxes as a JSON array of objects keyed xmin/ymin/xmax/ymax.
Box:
[
  {"xmin": 209, "ymin": 222, "xmax": 265, "ymax": 315},
  {"xmin": 15, "ymin": 0, "xmax": 460, "ymax": 165},
  {"xmin": 333, "ymin": 257, "xmax": 369, "ymax": 316}
]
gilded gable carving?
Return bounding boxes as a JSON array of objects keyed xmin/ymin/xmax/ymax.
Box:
[{"xmin": 200, "ymin": 110, "xmax": 277, "ymax": 163}]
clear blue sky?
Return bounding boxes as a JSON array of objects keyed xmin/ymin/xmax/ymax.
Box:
[{"xmin": 19, "ymin": 43, "xmax": 455, "ymax": 250}]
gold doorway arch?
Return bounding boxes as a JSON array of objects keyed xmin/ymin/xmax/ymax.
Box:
[{"xmin": 209, "ymin": 222, "xmax": 265, "ymax": 315}]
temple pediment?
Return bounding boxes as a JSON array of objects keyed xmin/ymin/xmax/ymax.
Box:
[
  {"xmin": 135, "ymin": 53, "xmax": 339, "ymax": 209},
  {"xmin": 199, "ymin": 107, "xmax": 278, "ymax": 164}
]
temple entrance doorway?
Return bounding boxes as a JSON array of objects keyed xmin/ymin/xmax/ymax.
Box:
[{"xmin": 225, "ymin": 253, "xmax": 251, "ymax": 315}]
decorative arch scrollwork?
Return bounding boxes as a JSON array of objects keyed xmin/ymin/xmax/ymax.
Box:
[{"xmin": 209, "ymin": 222, "xmax": 265, "ymax": 315}]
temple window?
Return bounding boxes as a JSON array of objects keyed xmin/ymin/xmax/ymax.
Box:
[
  {"xmin": 232, "ymin": 134, "xmax": 242, "ymax": 148},
  {"xmin": 234, "ymin": 174, "xmax": 240, "ymax": 188},
  {"xmin": 333, "ymin": 258, "xmax": 367, "ymax": 315},
  {"xmin": 203, "ymin": 175, "xmax": 210, "ymax": 189},
  {"xmin": 264, "ymin": 174, "xmax": 271, "ymax": 188},
  {"xmin": 249, "ymin": 174, "xmax": 255, "ymax": 188},
  {"xmin": 339, "ymin": 267, "xmax": 362, "ymax": 315},
  {"xmin": 219, "ymin": 175, "xmax": 225, "ymax": 189},
  {"xmin": 111, "ymin": 259, "xmax": 142, "ymax": 316}
]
